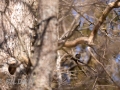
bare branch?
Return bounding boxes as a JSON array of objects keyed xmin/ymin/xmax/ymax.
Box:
[
  {"xmin": 60, "ymin": 14, "xmax": 80, "ymax": 40},
  {"xmin": 64, "ymin": 37, "xmax": 89, "ymax": 47},
  {"xmin": 59, "ymin": 0, "xmax": 120, "ymax": 48},
  {"xmin": 89, "ymin": 0, "xmax": 120, "ymax": 43},
  {"xmin": 88, "ymin": 46, "xmax": 120, "ymax": 89}
]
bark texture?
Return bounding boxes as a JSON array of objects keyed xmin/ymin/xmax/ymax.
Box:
[
  {"xmin": 31, "ymin": 0, "xmax": 58, "ymax": 90},
  {"xmin": 0, "ymin": 0, "xmax": 36, "ymax": 90}
]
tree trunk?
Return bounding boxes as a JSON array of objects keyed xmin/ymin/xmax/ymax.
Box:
[
  {"xmin": 0, "ymin": 0, "xmax": 36, "ymax": 90},
  {"xmin": 31, "ymin": 0, "xmax": 59, "ymax": 90}
]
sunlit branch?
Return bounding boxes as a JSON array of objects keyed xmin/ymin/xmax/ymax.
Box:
[
  {"xmin": 89, "ymin": 0, "xmax": 120, "ymax": 43},
  {"xmin": 59, "ymin": 0, "xmax": 120, "ymax": 48}
]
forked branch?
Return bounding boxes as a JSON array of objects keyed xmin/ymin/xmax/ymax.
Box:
[{"xmin": 59, "ymin": 0, "xmax": 120, "ymax": 48}]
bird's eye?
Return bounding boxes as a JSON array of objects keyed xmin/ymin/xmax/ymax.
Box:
[{"xmin": 75, "ymin": 54, "xmax": 81, "ymax": 59}]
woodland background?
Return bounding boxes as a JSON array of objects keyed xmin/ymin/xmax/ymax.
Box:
[{"xmin": 0, "ymin": 0, "xmax": 120, "ymax": 90}]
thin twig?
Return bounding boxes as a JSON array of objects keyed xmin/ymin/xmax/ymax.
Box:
[
  {"xmin": 88, "ymin": 46, "xmax": 120, "ymax": 89},
  {"xmin": 92, "ymin": 76, "xmax": 98, "ymax": 90}
]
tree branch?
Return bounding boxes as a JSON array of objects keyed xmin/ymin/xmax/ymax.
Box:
[
  {"xmin": 64, "ymin": 37, "xmax": 89, "ymax": 47},
  {"xmin": 89, "ymin": 0, "xmax": 120, "ymax": 43},
  {"xmin": 59, "ymin": 0, "xmax": 120, "ymax": 48}
]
